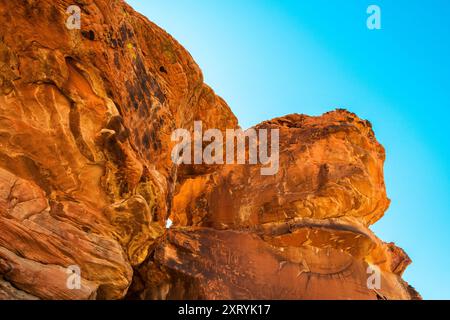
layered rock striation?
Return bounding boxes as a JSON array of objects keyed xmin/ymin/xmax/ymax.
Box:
[{"xmin": 0, "ymin": 0, "xmax": 419, "ymax": 300}]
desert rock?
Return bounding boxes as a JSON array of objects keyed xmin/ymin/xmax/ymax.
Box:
[{"xmin": 0, "ymin": 0, "xmax": 419, "ymax": 300}]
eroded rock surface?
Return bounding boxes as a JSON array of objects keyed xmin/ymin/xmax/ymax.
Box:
[
  {"xmin": 132, "ymin": 112, "xmax": 419, "ymax": 300},
  {"xmin": 0, "ymin": 0, "xmax": 419, "ymax": 300}
]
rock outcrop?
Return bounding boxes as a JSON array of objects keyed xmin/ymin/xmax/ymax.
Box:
[{"xmin": 0, "ymin": 0, "xmax": 419, "ymax": 300}]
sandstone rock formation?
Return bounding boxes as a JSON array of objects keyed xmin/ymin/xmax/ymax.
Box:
[{"xmin": 0, "ymin": 0, "xmax": 419, "ymax": 300}]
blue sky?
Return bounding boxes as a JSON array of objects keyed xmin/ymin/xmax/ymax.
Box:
[{"xmin": 126, "ymin": 0, "xmax": 450, "ymax": 299}]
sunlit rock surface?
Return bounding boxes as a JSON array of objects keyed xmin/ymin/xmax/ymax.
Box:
[{"xmin": 0, "ymin": 0, "xmax": 419, "ymax": 300}]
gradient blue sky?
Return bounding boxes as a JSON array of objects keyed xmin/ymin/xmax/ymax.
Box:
[{"xmin": 126, "ymin": 0, "xmax": 450, "ymax": 299}]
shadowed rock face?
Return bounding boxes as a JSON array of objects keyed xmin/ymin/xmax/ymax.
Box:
[{"xmin": 0, "ymin": 0, "xmax": 419, "ymax": 300}]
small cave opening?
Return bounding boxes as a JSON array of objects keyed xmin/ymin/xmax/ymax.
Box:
[
  {"xmin": 159, "ymin": 66, "xmax": 167, "ymax": 74},
  {"xmin": 82, "ymin": 30, "xmax": 96, "ymax": 41}
]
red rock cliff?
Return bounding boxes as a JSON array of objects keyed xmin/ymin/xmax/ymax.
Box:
[{"xmin": 0, "ymin": 0, "xmax": 419, "ymax": 300}]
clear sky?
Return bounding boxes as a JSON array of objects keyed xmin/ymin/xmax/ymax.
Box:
[{"xmin": 126, "ymin": 0, "xmax": 450, "ymax": 299}]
